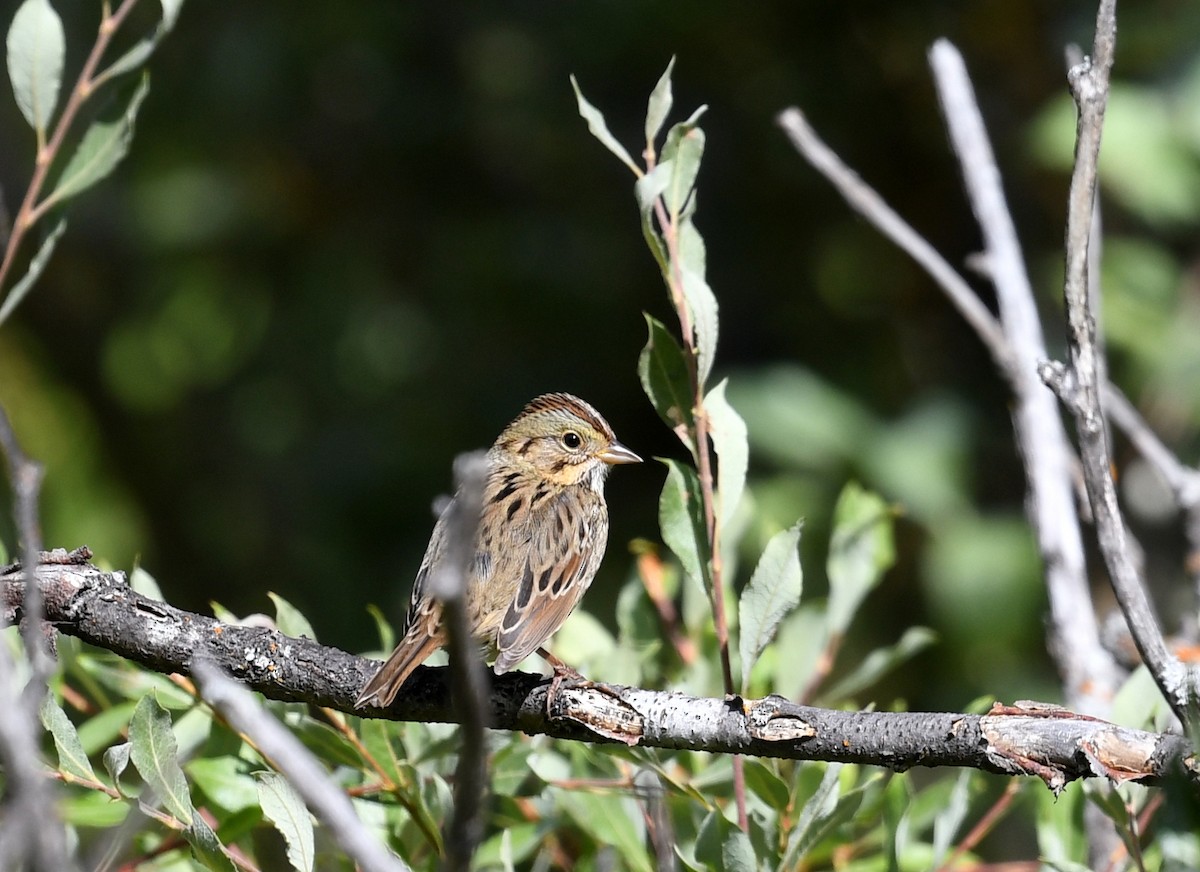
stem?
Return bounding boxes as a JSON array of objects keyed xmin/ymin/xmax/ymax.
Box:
[
  {"xmin": 0, "ymin": 0, "xmax": 141, "ymax": 295},
  {"xmin": 646, "ymin": 156, "xmax": 746, "ymax": 828}
]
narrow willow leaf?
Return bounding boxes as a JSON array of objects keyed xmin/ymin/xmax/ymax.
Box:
[
  {"xmin": 128, "ymin": 695, "xmax": 193, "ymax": 824},
  {"xmin": 257, "ymin": 772, "xmax": 315, "ymax": 872},
  {"xmin": 680, "ymin": 265, "xmax": 718, "ymax": 387},
  {"xmin": 184, "ymin": 809, "xmax": 237, "ymax": 872},
  {"xmin": 0, "ymin": 216, "xmax": 65, "ymax": 326},
  {"xmin": 821, "ymin": 626, "xmax": 936, "ymax": 702},
  {"xmin": 103, "ymin": 742, "xmax": 132, "ymax": 795},
  {"xmin": 705, "ymin": 380, "xmax": 747, "ymax": 530},
  {"xmin": 130, "ymin": 565, "xmax": 165, "ymax": 601},
  {"xmin": 644, "ymin": 57, "xmax": 675, "ymax": 146},
  {"xmin": 6, "ymin": 0, "xmax": 64, "ymax": 134},
  {"xmin": 738, "ymin": 523, "xmax": 802, "ymax": 690},
  {"xmin": 95, "ymin": 0, "xmax": 185, "ymax": 83},
  {"xmin": 931, "ymin": 770, "xmax": 972, "ymax": 868},
  {"xmin": 658, "ymin": 459, "xmax": 707, "ymax": 591},
  {"xmin": 268, "ymin": 591, "xmax": 316, "ymax": 640},
  {"xmin": 40, "ymin": 695, "xmax": 96, "ymax": 783},
  {"xmin": 634, "ymin": 159, "xmax": 672, "ymax": 215},
  {"xmin": 679, "ymin": 215, "xmax": 707, "ymax": 278},
  {"xmin": 638, "ymin": 314, "xmax": 695, "ymax": 455},
  {"xmin": 826, "ymin": 483, "xmax": 895, "ymax": 636},
  {"xmin": 569, "ymin": 74, "xmax": 639, "ymax": 176},
  {"xmin": 366, "ymin": 602, "xmax": 394, "ymax": 653},
  {"xmin": 663, "ymin": 124, "xmax": 705, "ymax": 216},
  {"xmin": 43, "ymin": 74, "xmax": 150, "ymax": 207},
  {"xmin": 742, "ymin": 759, "xmax": 789, "ymax": 811}
]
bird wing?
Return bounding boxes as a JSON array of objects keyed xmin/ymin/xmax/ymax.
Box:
[{"xmin": 492, "ymin": 491, "xmax": 607, "ymax": 673}]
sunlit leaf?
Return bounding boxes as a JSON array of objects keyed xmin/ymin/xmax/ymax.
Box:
[
  {"xmin": 706, "ymin": 379, "xmax": 747, "ymax": 530},
  {"xmin": 257, "ymin": 771, "xmax": 315, "ymax": 872},
  {"xmin": 95, "ymin": 0, "xmax": 185, "ymax": 83},
  {"xmin": 645, "ymin": 56, "xmax": 675, "ymax": 146},
  {"xmin": 268, "ymin": 591, "xmax": 316, "ymax": 640},
  {"xmin": 366, "ymin": 603, "xmax": 394, "ymax": 654},
  {"xmin": 569, "ymin": 74, "xmax": 640, "ymax": 176},
  {"xmin": 658, "ymin": 459, "xmax": 708, "ymax": 592},
  {"xmin": 6, "ymin": 0, "xmax": 64, "ymax": 134},
  {"xmin": 184, "ymin": 809, "xmax": 237, "ymax": 872},
  {"xmin": 103, "ymin": 742, "xmax": 132, "ymax": 795},
  {"xmin": 931, "ymin": 770, "xmax": 973, "ymax": 868},
  {"xmin": 128, "ymin": 694, "xmax": 193, "ymax": 823},
  {"xmin": 187, "ymin": 756, "xmax": 260, "ymax": 814},
  {"xmin": 60, "ymin": 790, "xmax": 130, "ymax": 827},
  {"xmin": 783, "ymin": 765, "xmax": 877, "ymax": 866},
  {"xmin": 738, "ymin": 523, "xmax": 802, "ymax": 690},
  {"xmin": 638, "ymin": 314, "xmax": 695, "ymax": 455},
  {"xmin": 130, "ymin": 565, "xmax": 165, "ymax": 601},
  {"xmin": 680, "ymin": 265, "xmax": 718, "ymax": 387},
  {"xmin": 821, "ymin": 626, "xmax": 936, "ymax": 702},
  {"xmin": 826, "ymin": 483, "xmax": 894, "ymax": 636},
  {"xmin": 44, "ymin": 73, "xmax": 150, "ymax": 207},
  {"xmin": 662, "ymin": 123, "xmax": 705, "ymax": 216},
  {"xmin": 39, "ymin": 695, "xmax": 96, "ymax": 783},
  {"xmin": 0, "ymin": 216, "xmax": 65, "ymax": 326}
]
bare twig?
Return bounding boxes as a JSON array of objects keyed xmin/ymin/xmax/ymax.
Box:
[
  {"xmin": 926, "ymin": 40, "xmax": 1119, "ymax": 714},
  {"xmin": 425, "ymin": 452, "xmax": 490, "ymax": 872},
  {"xmin": 1049, "ymin": 0, "xmax": 1198, "ymax": 724},
  {"xmin": 776, "ymin": 101, "xmax": 1118, "ymax": 714},
  {"xmin": 0, "ymin": 403, "xmax": 70, "ymax": 869},
  {"xmin": 193, "ymin": 662, "xmax": 412, "ymax": 872}
]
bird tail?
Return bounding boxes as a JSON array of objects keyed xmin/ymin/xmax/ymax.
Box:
[{"xmin": 355, "ymin": 631, "xmax": 444, "ymax": 709}]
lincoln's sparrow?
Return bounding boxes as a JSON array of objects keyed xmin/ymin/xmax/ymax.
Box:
[{"xmin": 355, "ymin": 393, "xmax": 640, "ymax": 708}]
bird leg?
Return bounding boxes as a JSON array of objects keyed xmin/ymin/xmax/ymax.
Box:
[{"xmin": 537, "ymin": 647, "xmax": 625, "ymax": 715}]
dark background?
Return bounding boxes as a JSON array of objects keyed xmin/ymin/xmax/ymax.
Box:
[{"xmin": 3, "ymin": 1, "xmax": 1200, "ymax": 711}]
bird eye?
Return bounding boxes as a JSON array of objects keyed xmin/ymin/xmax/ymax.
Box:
[{"xmin": 561, "ymin": 431, "xmax": 582, "ymax": 450}]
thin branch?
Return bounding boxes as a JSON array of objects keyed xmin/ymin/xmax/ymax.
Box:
[
  {"xmin": 193, "ymin": 662, "xmax": 412, "ymax": 872},
  {"xmin": 424, "ymin": 452, "xmax": 490, "ymax": 872},
  {"xmin": 0, "ymin": 404, "xmax": 70, "ymax": 870},
  {"xmin": 3, "ymin": 565, "xmax": 1193, "ymax": 789},
  {"xmin": 0, "ymin": 0, "xmax": 141, "ymax": 301},
  {"xmin": 926, "ymin": 39, "xmax": 1119, "ymax": 713},
  {"xmin": 1050, "ymin": 0, "xmax": 1197, "ymax": 724}
]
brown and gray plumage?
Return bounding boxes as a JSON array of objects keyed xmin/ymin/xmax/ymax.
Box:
[{"xmin": 355, "ymin": 393, "xmax": 641, "ymax": 708}]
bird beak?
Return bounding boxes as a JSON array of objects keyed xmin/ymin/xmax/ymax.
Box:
[{"xmin": 599, "ymin": 441, "xmax": 642, "ymax": 465}]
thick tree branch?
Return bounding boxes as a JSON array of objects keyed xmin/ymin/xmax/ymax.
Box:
[{"xmin": 4, "ymin": 559, "xmax": 1194, "ymax": 791}]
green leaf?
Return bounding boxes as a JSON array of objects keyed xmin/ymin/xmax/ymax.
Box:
[
  {"xmin": 257, "ymin": 771, "xmax": 315, "ymax": 872},
  {"xmin": 644, "ymin": 57, "xmax": 675, "ymax": 146},
  {"xmin": 268, "ymin": 591, "xmax": 317, "ymax": 640},
  {"xmin": 184, "ymin": 809, "xmax": 237, "ymax": 872},
  {"xmin": 187, "ymin": 756, "xmax": 260, "ymax": 814},
  {"xmin": 638, "ymin": 314, "xmax": 695, "ymax": 454},
  {"xmin": 658, "ymin": 459, "xmax": 708, "ymax": 591},
  {"xmin": 95, "ymin": 0, "xmax": 184, "ymax": 84},
  {"xmin": 6, "ymin": 0, "xmax": 64, "ymax": 134},
  {"xmin": 130, "ymin": 565, "xmax": 165, "ymax": 601},
  {"xmin": 821, "ymin": 626, "xmax": 937, "ymax": 702},
  {"xmin": 681, "ymin": 264, "xmax": 718, "ymax": 387},
  {"xmin": 43, "ymin": 73, "xmax": 150, "ymax": 208},
  {"xmin": 931, "ymin": 770, "xmax": 973, "ymax": 868},
  {"xmin": 738, "ymin": 523, "xmax": 802, "ymax": 690},
  {"xmin": 569, "ymin": 74, "xmax": 640, "ymax": 176},
  {"xmin": 128, "ymin": 694, "xmax": 194, "ymax": 824},
  {"xmin": 103, "ymin": 742, "xmax": 131, "ymax": 795},
  {"xmin": 366, "ymin": 603, "xmax": 395, "ymax": 654},
  {"xmin": 0, "ymin": 216, "xmax": 65, "ymax": 326},
  {"xmin": 742, "ymin": 759, "xmax": 789, "ymax": 811},
  {"xmin": 60, "ymin": 790, "xmax": 130, "ymax": 827},
  {"xmin": 722, "ymin": 828, "xmax": 755, "ymax": 872},
  {"xmin": 679, "ymin": 214, "xmax": 707, "ymax": 277},
  {"xmin": 782, "ymin": 765, "xmax": 874, "ymax": 866},
  {"xmin": 662, "ymin": 123, "xmax": 705, "ymax": 216},
  {"xmin": 693, "ymin": 808, "xmax": 754, "ymax": 872},
  {"xmin": 706, "ymin": 379, "xmax": 747, "ymax": 530},
  {"xmin": 826, "ymin": 483, "xmax": 894, "ymax": 636},
  {"xmin": 39, "ymin": 695, "xmax": 96, "ymax": 783},
  {"xmin": 557, "ymin": 788, "xmax": 652, "ymax": 872}
]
